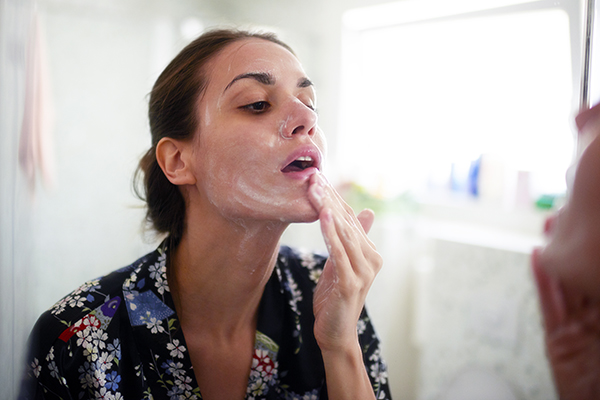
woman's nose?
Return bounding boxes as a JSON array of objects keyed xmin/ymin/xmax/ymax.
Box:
[{"xmin": 279, "ymin": 99, "xmax": 318, "ymax": 139}]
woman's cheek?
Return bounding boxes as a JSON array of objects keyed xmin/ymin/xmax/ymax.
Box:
[{"xmin": 202, "ymin": 150, "xmax": 284, "ymax": 216}]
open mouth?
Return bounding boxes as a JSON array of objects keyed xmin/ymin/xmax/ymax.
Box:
[{"xmin": 282, "ymin": 155, "xmax": 317, "ymax": 173}]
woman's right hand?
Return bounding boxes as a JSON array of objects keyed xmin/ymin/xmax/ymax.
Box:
[
  {"xmin": 305, "ymin": 171, "xmax": 380, "ymax": 400},
  {"xmin": 306, "ymin": 171, "xmax": 381, "ymax": 354}
]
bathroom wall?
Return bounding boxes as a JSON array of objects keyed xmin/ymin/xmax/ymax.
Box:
[
  {"xmin": 29, "ymin": 0, "xmax": 187, "ymax": 315},
  {"xmin": 0, "ymin": 0, "xmax": 39, "ymax": 397},
  {"xmin": 0, "ymin": 0, "xmax": 215, "ymax": 396}
]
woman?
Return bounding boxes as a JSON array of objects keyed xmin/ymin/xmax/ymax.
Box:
[
  {"xmin": 533, "ymin": 101, "xmax": 600, "ymax": 400},
  {"xmin": 20, "ymin": 29, "xmax": 391, "ymax": 400}
]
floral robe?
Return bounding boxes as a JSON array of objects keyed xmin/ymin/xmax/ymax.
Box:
[{"xmin": 20, "ymin": 242, "xmax": 391, "ymax": 400}]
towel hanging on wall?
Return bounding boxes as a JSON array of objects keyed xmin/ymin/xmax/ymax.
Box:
[{"xmin": 19, "ymin": 10, "xmax": 55, "ymax": 196}]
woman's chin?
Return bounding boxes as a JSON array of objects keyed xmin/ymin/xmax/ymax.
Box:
[
  {"xmin": 280, "ymin": 206, "xmax": 320, "ymax": 224},
  {"xmin": 296, "ymin": 214, "xmax": 320, "ymax": 224}
]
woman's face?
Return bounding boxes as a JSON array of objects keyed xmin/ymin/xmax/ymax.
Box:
[
  {"xmin": 537, "ymin": 102, "xmax": 600, "ymax": 298},
  {"xmin": 187, "ymin": 38, "xmax": 326, "ymax": 224}
]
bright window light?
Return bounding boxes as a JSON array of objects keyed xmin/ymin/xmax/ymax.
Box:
[
  {"xmin": 338, "ymin": 4, "xmax": 574, "ymax": 207},
  {"xmin": 342, "ymin": 0, "xmax": 541, "ymax": 30}
]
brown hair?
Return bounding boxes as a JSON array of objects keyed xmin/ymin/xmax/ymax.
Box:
[{"xmin": 134, "ymin": 29, "xmax": 294, "ymax": 246}]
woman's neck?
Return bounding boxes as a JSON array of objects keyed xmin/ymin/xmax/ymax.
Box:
[{"xmin": 168, "ymin": 213, "xmax": 288, "ymax": 339}]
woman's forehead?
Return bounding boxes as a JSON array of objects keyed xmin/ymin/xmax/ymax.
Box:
[{"xmin": 206, "ymin": 38, "xmax": 306, "ymax": 89}]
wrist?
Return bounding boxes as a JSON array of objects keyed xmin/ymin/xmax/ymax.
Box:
[
  {"xmin": 319, "ymin": 340, "xmax": 376, "ymax": 400},
  {"xmin": 319, "ymin": 338, "xmax": 363, "ymax": 366},
  {"xmin": 316, "ymin": 331, "xmax": 360, "ymax": 356}
]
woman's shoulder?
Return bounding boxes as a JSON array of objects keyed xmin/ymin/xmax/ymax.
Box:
[
  {"xmin": 20, "ymin": 248, "xmax": 165, "ymax": 399},
  {"xmin": 49, "ymin": 251, "xmax": 156, "ymax": 317},
  {"xmin": 27, "ymin": 247, "xmax": 163, "ymax": 353}
]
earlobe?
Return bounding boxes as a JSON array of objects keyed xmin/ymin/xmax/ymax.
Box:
[{"xmin": 156, "ymin": 138, "xmax": 196, "ymax": 185}]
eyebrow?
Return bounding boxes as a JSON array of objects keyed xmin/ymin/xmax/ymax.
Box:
[
  {"xmin": 298, "ymin": 77, "xmax": 314, "ymax": 88},
  {"xmin": 223, "ymin": 72, "xmax": 314, "ymax": 93}
]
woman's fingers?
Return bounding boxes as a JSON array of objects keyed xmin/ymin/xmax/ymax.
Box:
[
  {"xmin": 320, "ymin": 208, "xmax": 351, "ymax": 267},
  {"xmin": 310, "ymin": 173, "xmax": 384, "ymax": 353},
  {"xmin": 310, "ymin": 173, "xmax": 374, "ymax": 243},
  {"xmin": 309, "ymin": 172, "xmax": 381, "ymax": 282},
  {"xmin": 308, "ymin": 173, "xmax": 326, "ymax": 212},
  {"xmin": 357, "ymin": 209, "xmax": 375, "ymax": 235}
]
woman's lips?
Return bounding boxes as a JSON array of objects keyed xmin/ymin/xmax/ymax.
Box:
[
  {"xmin": 281, "ymin": 146, "xmax": 322, "ymax": 179},
  {"xmin": 282, "ymin": 155, "xmax": 317, "ymax": 172},
  {"xmin": 281, "ymin": 165, "xmax": 320, "ymax": 180}
]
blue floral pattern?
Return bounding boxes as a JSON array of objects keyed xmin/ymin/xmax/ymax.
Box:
[{"xmin": 20, "ymin": 243, "xmax": 391, "ymax": 399}]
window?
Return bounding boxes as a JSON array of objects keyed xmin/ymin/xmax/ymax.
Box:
[{"xmin": 338, "ymin": 0, "xmax": 582, "ymax": 211}]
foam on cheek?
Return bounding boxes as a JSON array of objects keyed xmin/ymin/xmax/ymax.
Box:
[
  {"xmin": 234, "ymin": 173, "xmax": 299, "ymax": 210},
  {"xmin": 265, "ymin": 135, "xmax": 278, "ymax": 149},
  {"xmin": 232, "ymin": 154, "xmax": 313, "ymax": 218},
  {"xmin": 204, "ymin": 146, "xmax": 305, "ymax": 218}
]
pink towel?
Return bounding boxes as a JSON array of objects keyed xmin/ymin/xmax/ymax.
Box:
[{"xmin": 19, "ymin": 11, "xmax": 55, "ymax": 195}]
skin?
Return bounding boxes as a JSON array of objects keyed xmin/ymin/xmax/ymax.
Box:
[
  {"xmin": 155, "ymin": 38, "xmax": 381, "ymax": 400},
  {"xmin": 536, "ymin": 102, "xmax": 600, "ymax": 297},
  {"xmin": 532, "ymin": 102, "xmax": 600, "ymax": 400}
]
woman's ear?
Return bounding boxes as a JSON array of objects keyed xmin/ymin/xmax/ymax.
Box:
[{"xmin": 156, "ymin": 138, "xmax": 196, "ymax": 185}]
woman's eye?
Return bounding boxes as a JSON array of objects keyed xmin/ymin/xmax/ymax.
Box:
[{"xmin": 243, "ymin": 101, "xmax": 270, "ymax": 113}]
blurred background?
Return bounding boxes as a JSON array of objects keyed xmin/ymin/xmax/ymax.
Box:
[{"xmin": 1, "ymin": 0, "xmax": 599, "ymax": 399}]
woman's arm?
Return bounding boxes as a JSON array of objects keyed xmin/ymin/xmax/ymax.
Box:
[
  {"xmin": 308, "ymin": 172, "xmax": 383, "ymax": 399},
  {"xmin": 321, "ymin": 345, "xmax": 376, "ymax": 399}
]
